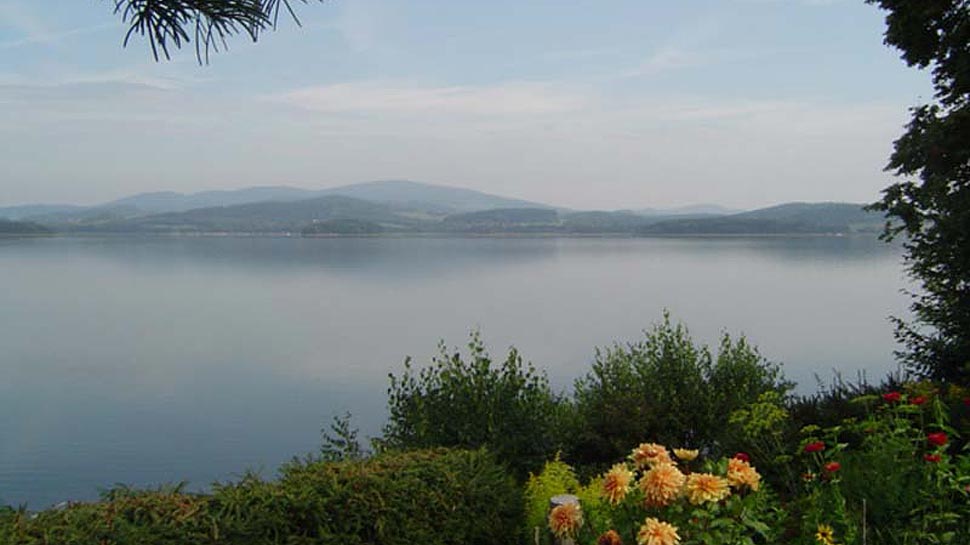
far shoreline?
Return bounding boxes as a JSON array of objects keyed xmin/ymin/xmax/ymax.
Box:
[{"xmin": 5, "ymin": 231, "xmax": 884, "ymax": 241}]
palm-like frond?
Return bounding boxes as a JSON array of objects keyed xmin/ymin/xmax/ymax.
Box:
[{"xmin": 111, "ymin": 0, "xmax": 318, "ymax": 63}]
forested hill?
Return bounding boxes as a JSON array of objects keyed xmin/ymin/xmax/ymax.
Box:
[
  {"xmin": 18, "ymin": 180, "xmax": 547, "ymax": 218},
  {"xmin": 639, "ymin": 203, "xmax": 884, "ymax": 235},
  {"xmin": 72, "ymin": 196, "xmax": 424, "ymax": 234},
  {"xmin": 0, "ymin": 219, "xmax": 52, "ymax": 235},
  {"xmin": 440, "ymin": 208, "xmax": 559, "ymax": 232},
  {"xmin": 2, "ymin": 181, "xmax": 885, "ymax": 236}
]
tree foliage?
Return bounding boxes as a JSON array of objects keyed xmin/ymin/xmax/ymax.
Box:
[
  {"xmin": 867, "ymin": 0, "xmax": 970, "ymax": 383},
  {"xmin": 570, "ymin": 313, "xmax": 792, "ymax": 469},
  {"xmin": 109, "ymin": 0, "xmax": 322, "ymax": 62},
  {"xmin": 383, "ymin": 332, "xmax": 570, "ymax": 478}
]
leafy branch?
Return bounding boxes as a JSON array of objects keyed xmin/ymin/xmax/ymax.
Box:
[{"xmin": 110, "ymin": 0, "xmax": 323, "ymax": 63}]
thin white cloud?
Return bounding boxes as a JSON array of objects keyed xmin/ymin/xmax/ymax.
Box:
[
  {"xmin": 0, "ymin": 22, "xmax": 116, "ymax": 50},
  {"xmin": 272, "ymin": 81, "xmax": 588, "ymax": 116},
  {"xmin": 623, "ymin": 47, "xmax": 703, "ymax": 77},
  {"xmin": 618, "ymin": 14, "xmax": 726, "ymax": 79}
]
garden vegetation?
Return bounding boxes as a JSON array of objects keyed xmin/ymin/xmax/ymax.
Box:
[
  {"xmin": 14, "ymin": 1, "xmax": 968, "ymax": 543},
  {"xmin": 6, "ymin": 314, "xmax": 968, "ymax": 544}
]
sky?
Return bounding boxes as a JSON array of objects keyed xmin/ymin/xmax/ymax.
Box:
[{"xmin": 0, "ymin": 0, "xmax": 935, "ymax": 210}]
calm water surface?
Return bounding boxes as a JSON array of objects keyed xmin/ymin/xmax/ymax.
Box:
[{"xmin": 0, "ymin": 236, "xmax": 907, "ymax": 507}]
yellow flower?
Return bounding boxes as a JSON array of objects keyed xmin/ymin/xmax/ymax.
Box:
[
  {"xmin": 602, "ymin": 463, "xmax": 635, "ymax": 505},
  {"xmin": 637, "ymin": 517, "xmax": 680, "ymax": 545},
  {"xmin": 631, "ymin": 443, "xmax": 672, "ymax": 468},
  {"xmin": 726, "ymin": 457, "xmax": 761, "ymax": 491},
  {"xmin": 548, "ymin": 502, "xmax": 583, "ymax": 539},
  {"xmin": 673, "ymin": 448, "xmax": 699, "ymax": 462},
  {"xmin": 684, "ymin": 473, "xmax": 730, "ymax": 504},
  {"xmin": 815, "ymin": 524, "xmax": 835, "ymax": 545},
  {"xmin": 638, "ymin": 462, "xmax": 685, "ymax": 508}
]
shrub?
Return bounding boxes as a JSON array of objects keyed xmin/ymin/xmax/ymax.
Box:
[
  {"xmin": 383, "ymin": 331, "xmax": 569, "ymax": 478},
  {"xmin": 0, "ymin": 448, "xmax": 521, "ymax": 545},
  {"xmin": 727, "ymin": 391, "xmax": 799, "ymax": 494},
  {"xmin": 792, "ymin": 385, "xmax": 970, "ymax": 545},
  {"xmin": 570, "ymin": 313, "xmax": 792, "ymax": 470},
  {"xmin": 523, "ymin": 456, "xmax": 582, "ymax": 545}
]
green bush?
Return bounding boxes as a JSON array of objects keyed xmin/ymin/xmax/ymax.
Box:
[
  {"xmin": 523, "ymin": 457, "xmax": 582, "ymax": 545},
  {"xmin": 570, "ymin": 313, "xmax": 792, "ymax": 470},
  {"xmin": 792, "ymin": 386, "xmax": 970, "ymax": 545},
  {"xmin": 0, "ymin": 448, "xmax": 521, "ymax": 545},
  {"xmin": 383, "ymin": 332, "xmax": 570, "ymax": 478}
]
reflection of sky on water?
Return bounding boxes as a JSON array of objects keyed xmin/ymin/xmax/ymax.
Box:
[{"xmin": 0, "ymin": 236, "xmax": 907, "ymax": 508}]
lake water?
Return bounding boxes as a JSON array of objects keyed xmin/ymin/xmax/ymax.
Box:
[{"xmin": 0, "ymin": 235, "xmax": 908, "ymax": 508}]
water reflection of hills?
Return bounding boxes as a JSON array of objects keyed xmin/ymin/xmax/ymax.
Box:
[
  {"xmin": 0, "ymin": 234, "xmax": 906, "ymax": 509},
  {"xmin": 635, "ymin": 235, "xmax": 902, "ymax": 263},
  {"xmin": 12, "ymin": 236, "xmax": 560, "ymax": 279},
  {"xmin": 10, "ymin": 234, "xmax": 901, "ymax": 276}
]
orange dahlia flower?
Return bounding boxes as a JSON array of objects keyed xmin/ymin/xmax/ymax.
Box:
[
  {"xmin": 726, "ymin": 457, "xmax": 761, "ymax": 491},
  {"xmin": 631, "ymin": 443, "xmax": 672, "ymax": 468},
  {"xmin": 637, "ymin": 517, "xmax": 680, "ymax": 545},
  {"xmin": 638, "ymin": 462, "xmax": 685, "ymax": 508},
  {"xmin": 548, "ymin": 502, "xmax": 583, "ymax": 539},
  {"xmin": 598, "ymin": 529, "xmax": 624, "ymax": 545},
  {"xmin": 684, "ymin": 473, "xmax": 730, "ymax": 505},
  {"xmin": 602, "ymin": 463, "xmax": 635, "ymax": 505}
]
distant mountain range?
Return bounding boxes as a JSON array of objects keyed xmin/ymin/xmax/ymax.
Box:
[
  {"xmin": 0, "ymin": 219, "xmax": 52, "ymax": 235},
  {"xmin": 0, "ymin": 180, "xmax": 886, "ymax": 236},
  {"xmin": 639, "ymin": 203, "xmax": 885, "ymax": 235}
]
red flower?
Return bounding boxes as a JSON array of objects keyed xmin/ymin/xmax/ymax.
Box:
[
  {"xmin": 824, "ymin": 461, "xmax": 841, "ymax": 473},
  {"xmin": 927, "ymin": 432, "xmax": 948, "ymax": 447},
  {"xmin": 733, "ymin": 452, "xmax": 750, "ymax": 462},
  {"xmin": 924, "ymin": 454, "xmax": 942, "ymax": 463},
  {"xmin": 963, "ymin": 397, "xmax": 970, "ymax": 407},
  {"xmin": 882, "ymin": 392, "xmax": 902, "ymax": 403},
  {"xmin": 911, "ymin": 396, "xmax": 927, "ymax": 406},
  {"xmin": 803, "ymin": 441, "xmax": 826, "ymax": 453}
]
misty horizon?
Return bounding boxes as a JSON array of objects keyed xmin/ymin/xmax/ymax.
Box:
[
  {"xmin": 0, "ymin": 178, "xmax": 870, "ymax": 213},
  {"xmin": 1, "ymin": 1, "xmax": 930, "ymax": 211}
]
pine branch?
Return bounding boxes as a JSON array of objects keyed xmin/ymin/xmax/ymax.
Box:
[{"xmin": 111, "ymin": 0, "xmax": 319, "ymax": 63}]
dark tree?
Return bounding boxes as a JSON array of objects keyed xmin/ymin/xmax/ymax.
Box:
[
  {"xmin": 867, "ymin": 1, "xmax": 970, "ymax": 383},
  {"xmin": 110, "ymin": 0, "xmax": 322, "ymax": 62}
]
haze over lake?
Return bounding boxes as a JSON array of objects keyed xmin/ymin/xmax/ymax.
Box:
[{"xmin": 0, "ymin": 235, "xmax": 906, "ymax": 508}]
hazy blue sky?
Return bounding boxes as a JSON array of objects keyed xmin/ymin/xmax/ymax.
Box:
[{"xmin": 0, "ymin": 0, "xmax": 934, "ymax": 209}]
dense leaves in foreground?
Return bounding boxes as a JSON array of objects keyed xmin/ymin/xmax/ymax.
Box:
[
  {"xmin": 0, "ymin": 449, "xmax": 520, "ymax": 545},
  {"xmin": 866, "ymin": 0, "xmax": 970, "ymax": 383},
  {"xmin": 523, "ymin": 385, "xmax": 970, "ymax": 545},
  {"xmin": 571, "ymin": 313, "xmax": 792, "ymax": 470},
  {"xmin": 384, "ymin": 316, "xmax": 791, "ymax": 479},
  {"xmin": 5, "ymin": 316, "xmax": 970, "ymax": 544},
  {"xmin": 383, "ymin": 332, "xmax": 569, "ymax": 479}
]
